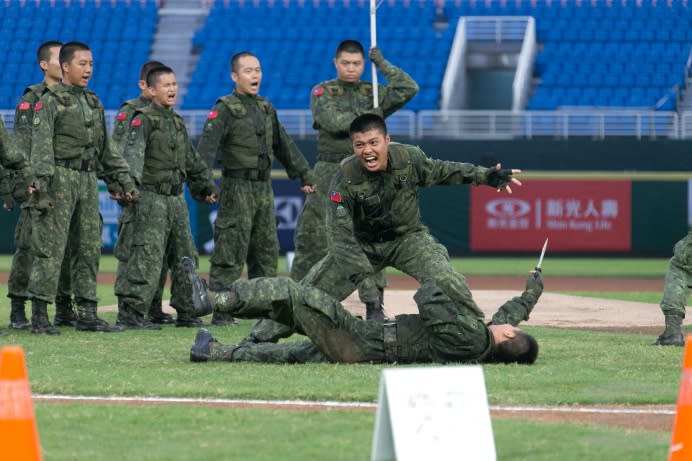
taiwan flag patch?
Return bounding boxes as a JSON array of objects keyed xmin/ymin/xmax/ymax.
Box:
[
  {"xmin": 115, "ymin": 111, "xmax": 127, "ymax": 121},
  {"xmin": 17, "ymin": 101, "xmax": 30, "ymax": 111},
  {"xmin": 207, "ymin": 110, "xmax": 219, "ymax": 119},
  {"xmin": 130, "ymin": 118, "xmax": 142, "ymax": 127},
  {"xmin": 330, "ymin": 191, "xmax": 342, "ymax": 203},
  {"xmin": 312, "ymin": 86, "xmax": 324, "ymax": 97},
  {"xmin": 34, "ymin": 101, "xmax": 43, "ymax": 111}
]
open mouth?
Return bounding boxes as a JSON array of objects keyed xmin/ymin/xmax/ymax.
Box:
[{"xmin": 364, "ymin": 155, "xmax": 377, "ymax": 168}]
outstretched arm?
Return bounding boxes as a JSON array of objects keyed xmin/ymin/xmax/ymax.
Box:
[{"xmin": 490, "ymin": 271, "xmax": 543, "ymax": 326}]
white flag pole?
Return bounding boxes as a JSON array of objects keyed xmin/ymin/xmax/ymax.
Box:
[{"xmin": 370, "ymin": 0, "xmax": 379, "ymax": 108}]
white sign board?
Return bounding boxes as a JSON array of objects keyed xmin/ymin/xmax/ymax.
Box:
[{"xmin": 371, "ymin": 365, "xmax": 495, "ymax": 461}]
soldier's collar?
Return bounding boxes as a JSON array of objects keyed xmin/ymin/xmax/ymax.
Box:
[
  {"xmin": 337, "ymin": 80, "xmax": 360, "ymax": 89},
  {"xmin": 233, "ymin": 91, "xmax": 257, "ymax": 104},
  {"xmin": 151, "ymin": 102, "xmax": 173, "ymax": 117}
]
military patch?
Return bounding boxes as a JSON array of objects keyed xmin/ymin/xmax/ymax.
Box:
[
  {"xmin": 34, "ymin": 101, "xmax": 43, "ymax": 111},
  {"xmin": 130, "ymin": 118, "xmax": 142, "ymax": 127},
  {"xmin": 330, "ymin": 191, "xmax": 342, "ymax": 203},
  {"xmin": 336, "ymin": 205, "xmax": 346, "ymax": 217},
  {"xmin": 33, "ymin": 117, "xmax": 40, "ymax": 125},
  {"xmin": 115, "ymin": 111, "xmax": 127, "ymax": 121},
  {"xmin": 207, "ymin": 110, "xmax": 218, "ymax": 119},
  {"xmin": 17, "ymin": 101, "xmax": 30, "ymax": 111},
  {"xmin": 312, "ymin": 87, "xmax": 324, "ymax": 96}
]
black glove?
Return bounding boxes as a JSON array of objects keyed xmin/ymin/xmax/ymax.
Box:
[
  {"xmin": 23, "ymin": 191, "xmax": 54, "ymax": 213},
  {"xmin": 369, "ymin": 47, "xmax": 385, "ymax": 65},
  {"xmin": 121, "ymin": 181, "xmax": 140, "ymax": 203},
  {"xmin": 486, "ymin": 167, "xmax": 514, "ymax": 190},
  {"xmin": 526, "ymin": 270, "xmax": 544, "ymax": 294}
]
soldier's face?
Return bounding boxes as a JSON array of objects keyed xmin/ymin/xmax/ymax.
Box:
[
  {"xmin": 352, "ymin": 128, "xmax": 390, "ymax": 172},
  {"xmin": 148, "ymin": 72, "xmax": 178, "ymax": 108},
  {"xmin": 40, "ymin": 46, "xmax": 62, "ymax": 84},
  {"xmin": 232, "ymin": 56, "xmax": 262, "ymax": 96},
  {"xmin": 334, "ymin": 51, "xmax": 364, "ymax": 83},
  {"xmin": 62, "ymin": 50, "xmax": 93, "ymax": 87}
]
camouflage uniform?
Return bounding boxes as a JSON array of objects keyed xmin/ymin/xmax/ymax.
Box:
[
  {"xmin": 115, "ymin": 102, "xmax": 215, "ymax": 326},
  {"xmin": 197, "ymin": 91, "xmax": 313, "ymax": 323},
  {"xmin": 7, "ymin": 83, "xmax": 75, "ymax": 329},
  {"xmin": 290, "ymin": 53, "xmax": 419, "ymax": 300},
  {"xmin": 302, "ymin": 143, "xmax": 501, "ymax": 317},
  {"xmin": 111, "ymin": 96, "xmax": 174, "ymax": 324},
  {"xmin": 28, "ymin": 83, "xmax": 134, "ymax": 332},
  {"xmin": 200, "ymin": 275, "xmax": 541, "ymax": 364},
  {"xmin": 654, "ymin": 230, "xmax": 692, "ymax": 345}
]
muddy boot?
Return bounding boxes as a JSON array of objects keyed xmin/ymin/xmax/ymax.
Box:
[
  {"xmin": 653, "ymin": 314, "xmax": 685, "ymax": 346},
  {"xmin": 30, "ymin": 299, "xmax": 60, "ymax": 335},
  {"xmin": 75, "ymin": 302, "xmax": 123, "ymax": 332},
  {"xmin": 147, "ymin": 298, "xmax": 175, "ymax": 325},
  {"xmin": 54, "ymin": 296, "xmax": 78, "ymax": 327},
  {"xmin": 9, "ymin": 297, "xmax": 31, "ymax": 330}
]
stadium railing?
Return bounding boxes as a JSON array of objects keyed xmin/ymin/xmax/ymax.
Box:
[{"xmin": 0, "ymin": 109, "xmax": 686, "ymax": 140}]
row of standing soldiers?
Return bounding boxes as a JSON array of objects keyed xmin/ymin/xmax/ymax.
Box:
[{"xmin": 1, "ymin": 38, "xmax": 419, "ymax": 335}]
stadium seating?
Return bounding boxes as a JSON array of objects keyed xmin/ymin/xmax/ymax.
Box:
[{"xmin": 0, "ymin": 0, "xmax": 157, "ymax": 109}]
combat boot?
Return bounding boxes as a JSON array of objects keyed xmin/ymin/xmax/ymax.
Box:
[
  {"xmin": 116, "ymin": 303, "xmax": 162, "ymax": 330},
  {"xmin": 30, "ymin": 299, "xmax": 60, "ymax": 335},
  {"xmin": 176, "ymin": 311, "xmax": 204, "ymax": 328},
  {"xmin": 174, "ymin": 256, "xmax": 215, "ymax": 317},
  {"xmin": 54, "ymin": 296, "xmax": 78, "ymax": 327},
  {"xmin": 652, "ymin": 314, "xmax": 685, "ymax": 346},
  {"xmin": 75, "ymin": 302, "xmax": 123, "ymax": 332},
  {"xmin": 190, "ymin": 328, "xmax": 215, "ymax": 362},
  {"xmin": 211, "ymin": 311, "xmax": 237, "ymax": 326},
  {"xmin": 365, "ymin": 287, "xmax": 387, "ymax": 323},
  {"xmin": 9, "ymin": 297, "xmax": 31, "ymax": 330},
  {"xmin": 146, "ymin": 298, "xmax": 176, "ymax": 325}
]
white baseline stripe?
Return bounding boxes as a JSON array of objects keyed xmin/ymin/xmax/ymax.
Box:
[{"xmin": 32, "ymin": 394, "xmax": 676, "ymax": 415}]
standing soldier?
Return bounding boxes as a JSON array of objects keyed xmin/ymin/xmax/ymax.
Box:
[
  {"xmin": 27, "ymin": 41, "xmax": 137, "ymax": 334},
  {"xmin": 6, "ymin": 41, "xmax": 79, "ymax": 331},
  {"xmin": 291, "ymin": 40, "xmax": 419, "ymax": 321},
  {"xmin": 196, "ymin": 51, "xmax": 315, "ymax": 325},
  {"xmin": 653, "ymin": 230, "xmax": 692, "ymax": 346},
  {"xmin": 115, "ymin": 65, "xmax": 217, "ymax": 328},
  {"xmin": 111, "ymin": 60, "xmax": 177, "ymax": 329}
]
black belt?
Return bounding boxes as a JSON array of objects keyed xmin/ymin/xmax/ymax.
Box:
[
  {"xmin": 55, "ymin": 158, "xmax": 96, "ymax": 172},
  {"xmin": 383, "ymin": 321, "xmax": 397, "ymax": 363},
  {"xmin": 222, "ymin": 168, "xmax": 270, "ymax": 181},
  {"xmin": 317, "ymin": 152, "xmax": 349, "ymax": 163},
  {"xmin": 140, "ymin": 183, "xmax": 183, "ymax": 196}
]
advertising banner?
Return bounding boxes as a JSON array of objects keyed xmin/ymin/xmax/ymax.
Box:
[{"xmin": 470, "ymin": 180, "xmax": 631, "ymax": 252}]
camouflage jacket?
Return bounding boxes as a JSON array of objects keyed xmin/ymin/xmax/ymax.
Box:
[
  {"xmin": 124, "ymin": 102, "xmax": 214, "ymax": 198},
  {"xmin": 310, "ymin": 59, "xmax": 418, "ymax": 159},
  {"xmin": 111, "ymin": 95, "xmax": 151, "ymax": 151},
  {"xmin": 30, "ymin": 83, "xmax": 132, "ymax": 191},
  {"xmin": 327, "ymin": 143, "xmax": 491, "ymax": 284},
  {"xmin": 197, "ymin": 92, "xmax": 313, "ymax": 185}
]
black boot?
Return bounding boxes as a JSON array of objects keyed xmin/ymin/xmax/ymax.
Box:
[
  {"xmin": 146, "ymin": 298, "xmax": 176, "ymax": 324},
  {"xmin": 190, "ymin": 328, "xmax": 215, "ymax": 362},
  {"xmin": 9, "ymin": 297, "xmax": 31, "ymax": 330},
  {"xmin": 176, "ymin": 311, "xmax": 204, "ymax": 328},
  {"xmin": 653, "ymin": 314, "xmax": 685, "ymax": 346},
  {"xmin": 54, "ymin": 296, "xmax": 78, "ymax": 327},
  {"xmin": 116, "ymin": 303, "xmax": 162, "ymax": 330},
  {"xmin": 31, "ymin": 299, "xmax": 60, "ymax": 335},
  {"xmin": 211, "ymin": 311, "xmax": 238, "ymax": 326},
  {"xmin": 75, "ymin": 302, "xmax": 123, "ymax": 332}
]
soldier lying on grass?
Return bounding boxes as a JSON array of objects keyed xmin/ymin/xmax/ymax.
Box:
[{"xmin": 174, "ymin": 257, "xmax": 542, "ymax": 365}]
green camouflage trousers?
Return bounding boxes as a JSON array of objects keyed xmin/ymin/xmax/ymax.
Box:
[
  {"xmin": 290, "ymin": 160, "xmax": 387, "ymax": 300},
  {"xmin": 209, "ymin": 177, "xmax": 278, "ymax": 290},
  {"xmin": 114, "ymin": 191, "xmax": 198, "ymax": 315},
  {"xmin": 27, "ymin": 168, "xmax": 102, "ymax": 304},
  {"xmin": 113, "ymin": 205, "xmax": 170, "ymax": 309},
  {"xmin": 660, "ymin": 231, "xmax": 692, "ymax": 318},
  {"xmin": 8, "ymin": 208, "xmax": 72, "ymax": 301}
]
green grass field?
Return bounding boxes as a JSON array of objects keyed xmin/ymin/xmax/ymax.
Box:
[{"xmin": 0, "ymin": 256, "xmax": 685, "ymax": 460}]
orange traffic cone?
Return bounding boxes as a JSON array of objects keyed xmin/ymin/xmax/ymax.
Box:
[
  {"xmin": 0, "ymin": 345, "xmax": 43, "ymax": 461},
  {"xmin": 669, "ymin": 335, "xmax": 692, "ymax": 461}
]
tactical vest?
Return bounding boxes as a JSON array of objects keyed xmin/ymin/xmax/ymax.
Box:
[
  {"xmin": 217, "ymin": 94, "xmax": 273, "ymax": 171},
  {"xmin": 47, "ymin": 85, "xmax": 105, "ymax": 161},
  {"xmin": 129, "ymin": 106, "xmax": 188, "ymax": 186},
  {"xmin": 340, "ymin": 143, "xmax": 420, "ymax": 241}
]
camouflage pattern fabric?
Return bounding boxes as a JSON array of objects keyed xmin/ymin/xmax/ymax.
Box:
[
  {"xmin": 115, "ymin": 103, "xmax": 214, "ymax": 315},
  {"xmin": 660, "ymin": 230, "xmax": 692, "ymax": 319},
  {"xmin": 206, "ymin": 276, "xmax": 539, "ymax": 364},
  {"xmin": 197, "ymin": 91, "xmax": 313, "ymax": 290},
  {"xmin": 27, "ymin": 83, "xmax": 132, "ymax": 304}
]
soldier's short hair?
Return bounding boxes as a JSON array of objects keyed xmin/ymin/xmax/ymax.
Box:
[
  {"xmin": 336, "ymin": 40, "xmax": 365, "ymax": 58},
  {"xmin": 230, "ymin": 51, "xmax": 257, "ymax": 73},
  {"xmin": 59, "ymin": 41, "xmax": 90, "ymax": 66},
  {"xmin": 349, "ymin": 113, "xmax": 387, "ymax": 137},
  {"xmin": 140, "ymin": 60, "xmax": 165, "ymax": 81},
  {"xmin": 492, "ymin": 330, "xmax": 539, "ymax": 364},
  {"xmin": 146, "ymin": 65, "xmax": 175, "ymax": 87},
  {"xmin": 36, "ymin": 41, "xmax": 63, "ymax": 65}
]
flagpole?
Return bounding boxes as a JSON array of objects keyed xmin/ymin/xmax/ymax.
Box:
[{"xmin": 370, "ymin": 0, "xmax": 379, "ymax": 108}]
